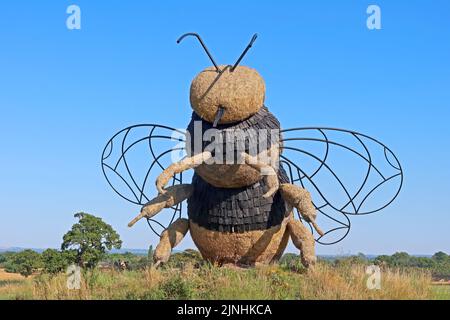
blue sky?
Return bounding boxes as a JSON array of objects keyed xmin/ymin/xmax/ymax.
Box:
[{"xmin": 0, "ymin": 1, "xmax": 449, "ymax": 254}]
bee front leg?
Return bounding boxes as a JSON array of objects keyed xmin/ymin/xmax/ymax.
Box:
[
  {"xmin": 240, "ymin": 152, "xmax": 279, "ymax": 198},
  {"xmin": 154, "ymin": 218, "xmax": 190, "ymax": 267},
  {"xmin": 287, "ymin": 217, "xmax": 317, "ymax": 269},
  {"xmin": 128, "ymin": 184, "xmax": 193, "ymax": 227},
  {"xmin": 156, "ymin": 151, "xmax": 212, "ymax": 194}
]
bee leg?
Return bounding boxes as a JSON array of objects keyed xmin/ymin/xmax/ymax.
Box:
[
  {"xmin": 154, "ymin": 218, "xmax": 190, "ymax": 267},
  {"xmin": 240, "ymin": 152, "xmax": 279, "ymax": 198},
  {"xmin": 128, "ymin": 184, "xmax": 193, "ymax": 227},
  {"xmin": 156, "ymin": 151, "xmax": 212, "ymax": 194},
  {"xmin": 279, "ymin": 184, "xmax": 324, "ymax": 236},
  {"xmin": 287, "ymin": 217, "xmax": 317, "ymax": 269}
]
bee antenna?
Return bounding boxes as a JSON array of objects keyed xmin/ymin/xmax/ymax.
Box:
[
  {"xmin": 177, "ymin": 33, "xmax": 220, "ymax": 72},
  {"xmin": 230, "ymin": 33, "xmax": 258, "ymax": 72}
]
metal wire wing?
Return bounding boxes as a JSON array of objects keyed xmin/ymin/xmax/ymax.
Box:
[
  {"xmin": 280, "ymin": 127, "xmax": 403, "ymax": 245},
  {"xmin": 101, "ymin": 124, "xmax": 188, "ymax": 236}
]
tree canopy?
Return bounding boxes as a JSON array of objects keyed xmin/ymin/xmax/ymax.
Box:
[
  {"xmin": 41, "ymin": 249, "xmax": 74, "ymax": 275},
  {"xmin": 61, "ymin": 212, "xmax": 122, "ymax": 268},
  {"xmin": 4, "ymin": 249, "xmax": 42, "ymax": 277}
]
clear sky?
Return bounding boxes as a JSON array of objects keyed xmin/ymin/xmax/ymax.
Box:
[{"xmin": 0, "ymin": 1, "xmax": 449, "ymax": 254}]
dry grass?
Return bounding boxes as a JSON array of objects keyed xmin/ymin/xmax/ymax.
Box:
[
  {"xmin": 0, "ymin": 263, "xmax": 436, "ymax": 300},
  {"xmin": 0, "ymin": 269, "xmax": 33, "ymax": 300},
  {"xmin": 0, "ymin": 268, "xmax": 26, "ymax": 281},
  {"xmin": 294, "ymin": 264, "xmax": 431, "ymax": 300},
  {"xmin": 30, "ymin": 268, "xmax": 165, "ymax": 300}
]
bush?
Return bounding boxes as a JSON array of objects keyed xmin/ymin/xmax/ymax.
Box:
[
  {"xmin": 165, "ymin": 249, "xmax": 203, "ymax": 269},
  {"xmin": 373, "ymin": 251, "xmax": 450, "ymax": 280},
  {"xmin": 4, "ymin": 250, "xmax": 42, "ymax": 277},
  {"xmin": 41, "ymin": 249, "xmax": 73, "ymax": 275},
  {"xmin": 160, "ymin": 275, "xmax": 194, "ymax": 299},
  {"xmin": 105, "ymin": 252, "xmax": 149, "ymax": 271},
  {"xmin": 0, "ymin": 253, "xmax": 6, "ymax": 265},
  {"xmin": 279, "ymin": 253, "xmax": 306, "ymax": 273},
  {"xmin": 0, "ymin": 252, "xmax": 16, "ymax": 268}
]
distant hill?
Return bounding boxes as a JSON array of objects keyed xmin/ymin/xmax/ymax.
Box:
[{"xmin": 0, "ymin": 247, "xmax": 46, "ymax": 253}]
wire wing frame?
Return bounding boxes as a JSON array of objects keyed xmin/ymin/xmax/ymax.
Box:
[
  {"xmin": 101, "ymin": 124, "xmax": 188, "ymax": 236},
  {"xmin": 280, "ymin": 127, "xmax": 403, "ymax": 245}
]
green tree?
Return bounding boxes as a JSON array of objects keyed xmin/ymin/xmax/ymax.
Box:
[
  {"xmin": 41, "ymin": 249, "xmax": 72, "ymax": 275},
  {"xmin": 374, "ymin": 255, "xmax": 392, "ymax": 266},
  {"xmin": 432, "ymin": 251, "xmax": 448, "ymax": 262},
  {"xmin": 5, "ymin": 250, "xmax": 42, "ymax": 277},
  {"xmin": 431, "ymin": 252, "xmax": 450, "ymax": 280},
  {"xmin": 0, "ymin": 252, "xmax": 16, "ymax": 269},
  {"xmin": 0, "ymin": 253, "xmax": 6, "ymax": 266},
  {"xmin": 61, "ymin": 212, "xmax": 122, "ymax": 269},
  {"xmin": 390, "ymin": 252, "xmax": 411, "ymax": 266}
]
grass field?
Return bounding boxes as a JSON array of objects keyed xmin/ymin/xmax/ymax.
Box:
[
  {"xmin": 432, "ymin": 284, "xmax": 450, "ymax": 300},
  {"xmin": 0, "ymin": 269, "xmax": 30, "ymax": 300},
  {"xmin": 0, "ymin": 269, "xmax": 26, "ymax": 281},
  {"xmin": 1, "ymin": 263, "xmax": 446, "ymax": 300}
]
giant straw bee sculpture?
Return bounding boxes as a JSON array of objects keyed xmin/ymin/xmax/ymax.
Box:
[{"xmin": 101, "ymin": 33, "xmax": 403, "ymax": 269}]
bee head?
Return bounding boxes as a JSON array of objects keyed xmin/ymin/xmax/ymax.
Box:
[
  {"xmin": 190, "ymin": 65, "xmax": 265, "ymax": 125},
  {"xmin": 178, "ymin": 33, "xmax": 263, "ymax": 126}
]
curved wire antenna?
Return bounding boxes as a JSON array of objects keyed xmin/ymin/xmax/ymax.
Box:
[
  {"xmin": 230, "ymin": 33, "xmax": 258, "ymax": 72},
  {"xmin": 177, "ymin": 33, "xmax": 219, "ymax": 72}
]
